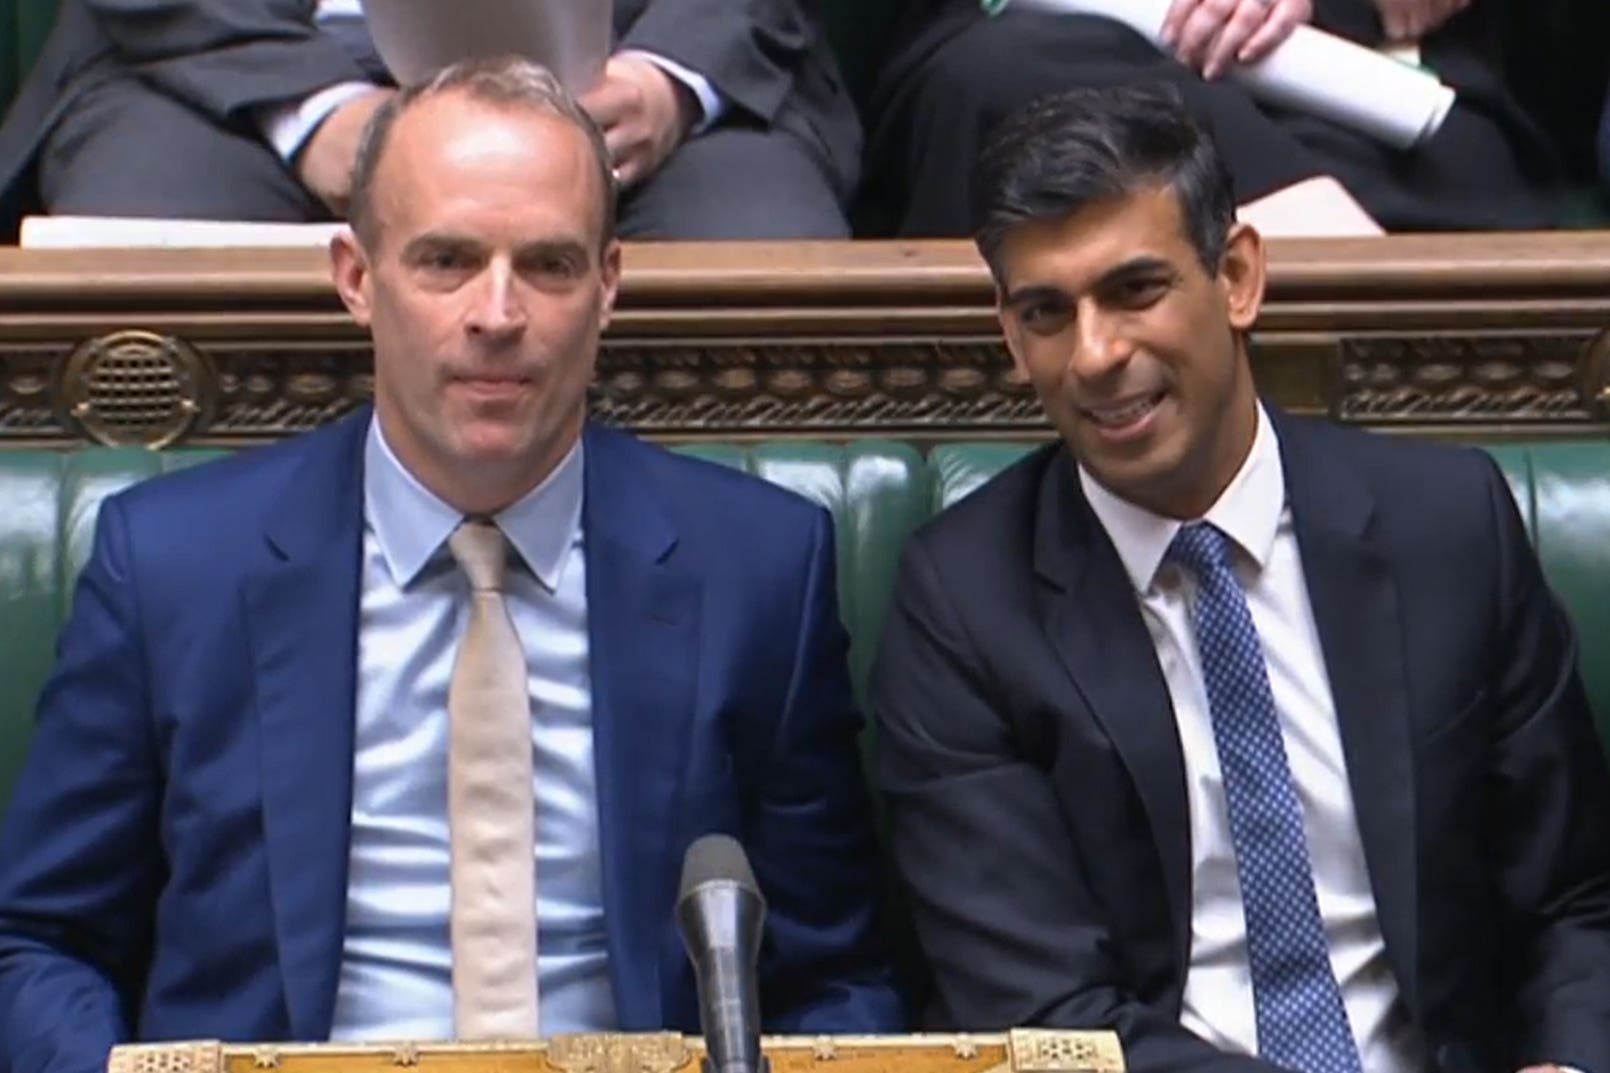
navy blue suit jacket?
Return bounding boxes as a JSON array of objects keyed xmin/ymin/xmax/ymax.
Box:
[
  {"xmin": 874, "ymin": 412, "xmax": 1610, "ymax": 1073},
  {"xmin": 0, "ymin": 410, "xmax": 903, "ymax": 1073}
]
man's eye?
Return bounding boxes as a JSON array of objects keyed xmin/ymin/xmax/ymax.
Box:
[
  {"xmin": 422, "ymin": 250, "xmax": 467, "ymax": 271},
  {"xmin": 1116, "ymin": 278, "xmax": 1167, "ymax": 305},
  {"xmin": 529, "ymin": 254, "xmax": 580, "ymax": 278},
  {"xmin": 1021, "ymin": 300, "xmax": 1072, "ymax": 332}
]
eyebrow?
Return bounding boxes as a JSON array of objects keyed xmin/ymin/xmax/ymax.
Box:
[
  {"xmin": 399, "ymin": 234, "xmax": 592, "ymax": 263},
  {"xmin": 400, "ymin": 232, "xmax": 479, "ymax": 260},
  {"xmin": 1003, "ymin": 254, "xmax": 1174, "ymax": 309},
  {"xmin": 516, "ymin": 238, "xmax": 590, "ymax": 263}
]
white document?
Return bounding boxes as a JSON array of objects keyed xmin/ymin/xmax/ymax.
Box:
[
  {"xmin": 19, "ymin": 215, "xmax": 343, "ymax": 248},
  {"xmin": 1007, "ymin": 0, "xmax": 1456, "ymax": 149},
  {"xmin": 358, "ymin": 0, "xmax": 611, "ymax": 92}
]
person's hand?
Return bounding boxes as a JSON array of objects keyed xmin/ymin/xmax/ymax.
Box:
[
  {"xmin": 1161, "ymin": 0, "xmax": 1313, "ymax": 79},
  {"xmin": 295, "ymin": 87, "xmax": 396, "ymax": 216},
  {"xmin": 578, "ymin": 54, "xmax": 699, "ymax": 189},
  {"xmin": 1515, "ymin": 1066, "xmax": 1568, "ymax": 1073},
  {"xmin": 1371, "ymin": 0, "xmax": 1470, "ymax": 41}
]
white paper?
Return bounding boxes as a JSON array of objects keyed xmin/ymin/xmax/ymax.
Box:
[
  {"xmin": 358, "ymin": 0, "xmax": 611, "ymax": 93},
  {"xmin": 19, "ymin": 216, "xmax": 343, "ymax": 248},
  {"xmin": 1008, "ymin": 0, "xmax": 1455, "ymax": 149}
]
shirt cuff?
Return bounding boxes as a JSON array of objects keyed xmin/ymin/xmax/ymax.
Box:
[
  {"xmin": 256, "ymin": 81, "xmax": 380, "ymax": 162},
  {"xmin": 617, "ymin": 49, "xmax": 727, "ymax": 134}
]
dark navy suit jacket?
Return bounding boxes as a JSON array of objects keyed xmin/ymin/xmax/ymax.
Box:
[
  {"xmin": 0, "ymin": 410, "xmax": 903, "ymax": 1073},
  {"xmin": 874, "ymin": 411, "xmax": 1610, "ymax": 1073}
]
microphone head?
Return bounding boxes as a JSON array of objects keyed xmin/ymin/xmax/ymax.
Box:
[{"xmin": 678, "ymin": 833, "xmax": 760, "ymax": 903}]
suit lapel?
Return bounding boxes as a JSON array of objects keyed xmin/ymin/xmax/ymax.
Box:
[
  {"xmin": 243, "ymin": 413, "xmax": 367, "ymax": 1040},
  {"xmin": 1033, "ymin": 450, "xmax": 1193, "ymax": 976},
  {"xmin": 1276, "ymin": 413, "xmax": 1421, "ymax": 1018},
  {"xmin": 581, "ymin": 424, "xmax": 699, "ymax": 1029}
]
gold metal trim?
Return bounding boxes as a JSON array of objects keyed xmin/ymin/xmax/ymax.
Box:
[
  {"xmin": 546, "ymin": 1032, "xmax": 689, "ymax": 1073},
  {"xmin": 1007, "ymin": 1029, "xmax": 1124, "ymax": 1073},
  {"xmin": 106, "ymin": 1041, "xmax": 224, "ymax": 1073}
]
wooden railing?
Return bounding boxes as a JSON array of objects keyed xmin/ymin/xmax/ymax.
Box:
[{"xmin": 2, "ymin": 233, "xmax": 1610, "ymax": 447}]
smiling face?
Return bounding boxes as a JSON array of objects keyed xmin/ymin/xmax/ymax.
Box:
[
  {"xmin": 331, "ymin": 90, "xmax": 620, "ymax": 516},
  {"xmin": 995, "ymin": 183, "xmax": 1266, "ymax": 519}
]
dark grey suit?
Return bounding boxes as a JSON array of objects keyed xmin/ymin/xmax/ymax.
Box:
[{"xmin": 0, "ymin": 0, "xmax": 861, "ymax": 237}]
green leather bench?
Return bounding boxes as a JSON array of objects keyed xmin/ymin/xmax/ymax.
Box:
[{"xmin": 2, "ymin": 437, "xmax": 1610, "ymax": 823}]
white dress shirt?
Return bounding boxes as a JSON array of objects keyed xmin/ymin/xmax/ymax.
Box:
[
  {"xmin": 1079, "ymin": 405, "xmax": 1425, "ymax": 1073},
  {"xmin": 259, "ymin": 0, "xmax": 726, "ymax": 160},
  {"xmin": 329, "ymin": 418, "xmax": 615, "ymax": 1039}
]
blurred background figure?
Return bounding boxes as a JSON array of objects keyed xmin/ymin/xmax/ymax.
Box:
[
  {"xmin": 860, "ymin": 0, "xmax": 1571, "ymax": 237},
  {"xmin": 0, "ymin": 0, "xmax": 861, "ymax": 239}
]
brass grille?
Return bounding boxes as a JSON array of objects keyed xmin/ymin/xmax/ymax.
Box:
[{"xmin": 59, "ymin": 331, "xmax": 213, "ymax": 447}]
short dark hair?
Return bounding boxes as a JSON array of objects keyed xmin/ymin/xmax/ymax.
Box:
[
  {"xmin": 347, "ymin": 55, "xmax": 617, "ymax": 250},
  {"xmin": 971, "ymin": 83, "xmax": 1235, "ymax": 279}
]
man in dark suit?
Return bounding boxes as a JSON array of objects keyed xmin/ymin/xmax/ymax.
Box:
[
  {"xmin": 0, "ymin": 0, "xmax": 859, "ymax": 238},
  {"xmin": 873, "ymin": 83, "xmax": 1610, "ymax": 1073},
  {"xmin": 861, "ymin": 0, "xmax": 1559, "ymax": 236},
  {"xmin": 0, "ymin": 56, "xmax": 902, "ymax": 1073}
]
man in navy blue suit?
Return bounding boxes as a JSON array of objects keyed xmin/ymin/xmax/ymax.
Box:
[
  {"xmin": 874, "ymin": 84, "xmax": 1610, "ymax": 1073},
  {"xmin": 0, "ymin": 56, "xmax": 902, "ymax": 1073}
]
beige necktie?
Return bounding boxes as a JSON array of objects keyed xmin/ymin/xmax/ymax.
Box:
[{"xmin": 446, "ymin": 519, "xmax": 540, "ymax": 1039}]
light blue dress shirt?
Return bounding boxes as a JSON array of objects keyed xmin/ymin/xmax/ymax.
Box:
[{"xmin": 328, "ymin": 419, "xmax": 616, "ymax": 1040}]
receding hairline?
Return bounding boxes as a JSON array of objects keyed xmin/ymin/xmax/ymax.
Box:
[{"xmin": 357, "ymin": 90, "xmax": 612, "ymax": 246}]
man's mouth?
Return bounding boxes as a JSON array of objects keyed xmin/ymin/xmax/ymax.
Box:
[{"xmin": 1082, "ymin": 392, "xmax": 1165, "ymax": 428}]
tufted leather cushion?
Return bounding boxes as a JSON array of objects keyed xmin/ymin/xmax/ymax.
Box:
[{"xmin": 1, "ymin": 438, "xmax": 1608, "ymax": 820}]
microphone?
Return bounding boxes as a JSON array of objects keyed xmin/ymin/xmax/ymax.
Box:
[{"xmin": 676, "ymin": 834, "xmax": 769, "ymax": 1073}]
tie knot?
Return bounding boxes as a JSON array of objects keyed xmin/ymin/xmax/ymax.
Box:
[
  {"xmin": 448, "ymin": 519, "xmax": 509, "ymax": 592},
  {"xmin": 1166, "ymin": 521, "xmax": 1235, "ymax": 580}
]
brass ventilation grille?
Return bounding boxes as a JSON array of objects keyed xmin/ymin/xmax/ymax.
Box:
[{"xmin": 59, "ymin": 330, "xmax": 215, "ymax": 448}]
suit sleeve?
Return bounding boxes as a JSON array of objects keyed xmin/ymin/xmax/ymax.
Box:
[
  {"xmin": 82, "ymin": 0, "xmax": 367, "ymax": 124},
  {"xmin": 619, "ymin": 0, "xmax": 817, "ymax": 125},
  {"xmin": 747, "ymin": 508, "xmax": 906, "ymax": 1034},
  {"xmin": 1479, "ymin": 458, "xmax": 1610, "ymax": 1073},
  {"xmin": 872, "ymin": 538, "xmax": 1278, "ymax": 1073},
  {"xmin": 0, "ymin": 497, "xmax": 163, "ymax": 1073}
]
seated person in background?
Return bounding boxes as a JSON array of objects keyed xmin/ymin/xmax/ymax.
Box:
[
  {"xmin": 0, "ymin": 56, "xmax": 903, "ymax": 1073},
  {"xmin": 873, "ymin": 83, "xmax": 1610, "ymax": 1073},
  {"xmin": 0, "ymin": 0, "xmax": 859, "ymax": 239},
  {"xmin": 862, "ymin": 0, "xmax": 1561, "ymax": 236}
]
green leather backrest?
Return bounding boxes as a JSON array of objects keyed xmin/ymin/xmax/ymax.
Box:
[
  {"xmin": 1486, "ymin": 443, "xmax": 1610, "ymax": 727},
  {"xmin": 0, "ymin": 450, "xmax": 224, "ymax": 812},
  {"xmin": 2, "ymin": 437, "xmax": 1609, "ymax": 824}
]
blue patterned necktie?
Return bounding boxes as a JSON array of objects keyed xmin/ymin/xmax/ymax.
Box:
[{"xmin": 1167, "ymin": 522, "xmax": 1362, "ymax": 1073}]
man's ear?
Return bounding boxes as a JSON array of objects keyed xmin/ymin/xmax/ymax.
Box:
[
  {"xmin": 1218, "ymin": 221, "xmax": 1266, "ymax": 333},
  {"xmin": 330, "ymin": 226, "xmax": 374, "ymax": 327},
  {"xmin": 597, "ymin": 238, "xmax": 622, "ymax": 330}
]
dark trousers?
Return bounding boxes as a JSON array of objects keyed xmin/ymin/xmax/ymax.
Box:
[
  {"xmin": 1599, "ymin": 85, "xmax": 1610, "ymax": 198},
  {"xmin": 37, "ymin": 17, "xmax": 850, "ymax": 240},
  {"xmin": 863, "ymin": 9, "xmax": 1558, "ymax": 236}
]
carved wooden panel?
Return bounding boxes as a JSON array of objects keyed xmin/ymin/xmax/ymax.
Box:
[{"xmin": 4, "ymin": 235, "xmax": 1610, "ymax": 446}]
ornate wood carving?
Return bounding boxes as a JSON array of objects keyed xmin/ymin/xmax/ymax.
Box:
[
  {"xmin": 4, "ymin": 234, "xmax": 1610, "ymax": 446},
  {"xmin": 1338, "ymin": 331, "xmax": 1607, "ymax": 426}
]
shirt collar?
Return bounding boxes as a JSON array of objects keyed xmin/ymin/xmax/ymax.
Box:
[
  {"xmin": 363, "ymin": 416, "xmax": 585, "ymax": 592},
  {"xmin": 1079, "ymin": 403, "xmax": 1284, "ymax": 593}
]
